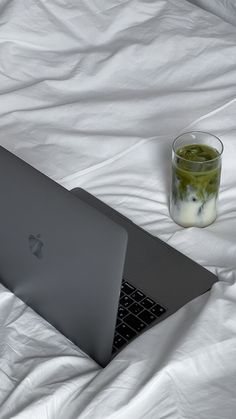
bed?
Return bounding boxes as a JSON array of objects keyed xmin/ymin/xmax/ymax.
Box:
[{"xmin": 0, "ymin": 0, "xmax": 236, "ymax": 417}]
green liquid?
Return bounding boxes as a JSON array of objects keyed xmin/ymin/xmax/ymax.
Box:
[
  {"xmin": 177, "ymin": 143, "xmax": 219, "ymax": 163},
  {"xmin": 172, "ymin": 144, "xmax": 221, "ymax": 202}
]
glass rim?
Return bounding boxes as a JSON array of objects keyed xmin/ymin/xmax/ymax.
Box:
[{"xmin": 172, "ymin": 131, "xmax": 224, "ymax": 164}]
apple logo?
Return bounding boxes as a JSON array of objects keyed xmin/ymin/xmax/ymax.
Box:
[{"xmin": 28, "ymin": 234, "xmax": 44, "ymax": 259}]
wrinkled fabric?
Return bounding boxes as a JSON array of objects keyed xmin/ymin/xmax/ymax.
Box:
[
  {"xmin": 0, "ymin": 0, "xmax": 236, "ymax": 418},
  {"xmin": 187, "ymin": 0, "xmax": 236, "ymax": 26}
]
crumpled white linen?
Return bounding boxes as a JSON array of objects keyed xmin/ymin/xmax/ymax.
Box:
[
  {"xmin": 0, "ymin": 0, "xmax": 236, "ymax": 418},
  {"xmin": 188, "ymin": 0, "xmax": 236, "ymax": 27}
]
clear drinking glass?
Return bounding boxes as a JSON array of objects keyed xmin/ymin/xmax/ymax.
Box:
[{"xmin": 170, "ymin": 131, "xmax": 223, "ymax": 227}]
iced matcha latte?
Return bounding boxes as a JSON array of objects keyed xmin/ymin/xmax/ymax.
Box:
[{"xmin": 170, "ymin": 132, "xmax": 223, "ymax": 227}]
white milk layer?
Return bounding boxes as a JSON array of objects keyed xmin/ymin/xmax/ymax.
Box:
[{"xmin": 170, "ymin": 196, "xmax": 217, "ymax": 227}]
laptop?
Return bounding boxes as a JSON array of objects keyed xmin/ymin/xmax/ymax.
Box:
[{"xmin": 0, "ymin": 146, "xmax": 218, "ymax": 367}]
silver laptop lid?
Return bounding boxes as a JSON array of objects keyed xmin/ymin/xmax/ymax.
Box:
[{"xmin": 0, "ymin": 146, "xmax": 128, "ymax": 367}]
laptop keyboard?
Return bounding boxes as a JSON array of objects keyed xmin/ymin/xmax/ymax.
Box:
[{"xmin": 112, "ymin": 280, "xmax": 166, "ymax": 354}]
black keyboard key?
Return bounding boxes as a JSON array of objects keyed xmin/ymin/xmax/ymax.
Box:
[
  {"xmin": 140, "ymin": 297, "xmax": 156, "ymax": 310},
  {"xmin": 151, "ymin": 304, "xmax": 166, "ymax": 317},
  {"xmin": 120, "ymin": 295, "xmax": 133, "ymax": 308},
  {"xmin": 131, "ymin": 290, "xmax": 145, "ymax": 302},
  {"xmin": 116, "ymin": 317, "xmax": 122, "ymax": 327},
  {"xmin": 124, "ymin": 314, "xmax": 147, "ymax": 333},
  {"xmin": 138, "ymin": 310, "xmax": 156, "ymax": 325},
  {"xmin": 121, "ymin": 281, "xmax": 135, "ymax": 295},
  {"xmin": 118, "ymin": 306, "xmax": 129, "ymax": 319},
  {"xmin": 117, "ymin": 323, "xmax": 137, "ymax": 340},
  {"xmin": 113, "ymin": 333, "xmax": 127, "ymax": 349},
  {"xmin": 120, "ymin": 291, "xmax": 125, "ymax": 299},
  {"xmin": 129, "ymin": 302, "xmax": 144, "ymax": 315}
]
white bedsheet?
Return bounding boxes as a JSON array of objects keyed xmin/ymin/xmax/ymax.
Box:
[{"xmin": 0, "ymin": 0, "xmax": 236, "ymax": 418}]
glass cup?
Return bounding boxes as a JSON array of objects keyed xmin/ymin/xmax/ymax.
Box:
[{"xmin": 170, "ymin": 131, "xmax": 223, "ymax": 227}]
